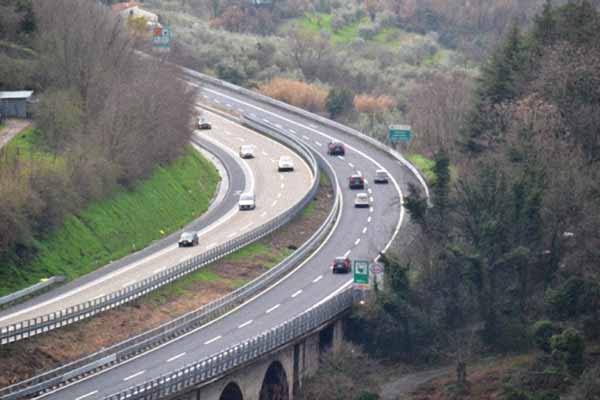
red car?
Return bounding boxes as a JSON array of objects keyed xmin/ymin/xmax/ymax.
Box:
[
  {"xmin": 349, "ymin": 174, "xmax": 365, "ymax": 189},
  {"xmin": 331, "ymin": 257, "xmax": 351, "ymax": 274},
  {"xmin": 327, "ymin": 142, "xmax": 345, "ymax": 156}
]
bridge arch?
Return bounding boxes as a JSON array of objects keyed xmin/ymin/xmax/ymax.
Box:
[
  {"xmin": 220, "ymin": 381, "xmax": 244, "ymax": 400},
  {"xmin": 259, "ymin": 361, "xmax": 289, "ymax": 400}
]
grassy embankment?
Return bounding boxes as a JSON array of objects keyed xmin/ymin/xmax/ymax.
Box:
[{"xmin": 0, "ymin": 128, "xmax": 220, "ymax": 296}]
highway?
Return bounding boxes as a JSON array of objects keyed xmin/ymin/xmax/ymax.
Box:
[
  {"xmin": 0, "ymin": 111, "xmax": 313, "ymax": 327},
  {"xmin": 34, "ymin": 75, "xmax": 423, "ymax": 399}
]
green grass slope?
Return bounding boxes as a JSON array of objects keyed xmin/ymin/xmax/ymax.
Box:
[{"xmin": 0, "ymin": 146, "xmax": 220, "ymax": 296}]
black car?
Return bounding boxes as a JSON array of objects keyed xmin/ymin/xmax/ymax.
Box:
[
  {"xmin": 327, "ymin": 141, "xmax": 345, "ymax": 156},
  {"xmin": 331, "ymin": 257, "xmax": 351, "ymax": 273},
  {"xmin": 178, "ymin": 232, "xmax": 199, "ymax": 247}
]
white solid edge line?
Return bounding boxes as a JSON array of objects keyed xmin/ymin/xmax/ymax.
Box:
[{"xmin": 166, "ymin": 352, "xmax": 186, "ymax": 363}]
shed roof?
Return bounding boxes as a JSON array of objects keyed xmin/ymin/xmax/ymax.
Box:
[{"xmin": 0, "ymin": 91, "xmax": 34, "ymax": 100}]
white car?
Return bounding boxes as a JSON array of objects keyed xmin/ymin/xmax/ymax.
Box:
[
  {"xmin": 239, "ymin": 145, "xmax": 255, "ymax": 159},
  {"xmin": 197, "ymin": 116, "xmax": 211, "ymax": 130},
  {"xmin": 278, "ymin": 156, "xmax": 294, "ymax": 172},
  {"xmin": 238, "ymin": 192, "xmax": 256, "ymax": 210},
  {"xmin": 354, "ymin": 193, "xmax": 369, "ymax": 208}
]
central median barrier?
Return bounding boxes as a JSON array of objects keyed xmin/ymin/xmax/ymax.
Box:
[{"xmin": 0, "ymin": 114, "xmax": 341, "ymax": 400}]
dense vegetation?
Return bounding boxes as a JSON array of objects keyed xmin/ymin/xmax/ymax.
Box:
[
  {"xmin": 344, "ymin": 2, "xmax": 600, "ymax": 399},
  {"xmin": 0, "ymin": 146, "xmax": 219, "ymax": 296},
  {"xmin": 0, "ymin": 0, "xmax": 196, "ymax": 279}
]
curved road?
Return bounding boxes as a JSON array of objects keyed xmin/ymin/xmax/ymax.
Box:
[
  {"xmin": 35, "ymin": 76, "xmax": 422, "ymax": 399},
  {"xmin": 0, "ymin": 112, "xmax": 313, "ymax": 328}
]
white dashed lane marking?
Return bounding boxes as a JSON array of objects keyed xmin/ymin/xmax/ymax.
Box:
[
  {"xmin": 355, "ymin": 239, "xmax": 361, "ymax": 246},
  {"xmin": 302, "ymin": 135, "xmax": 310, "ymax": 140},
  {"xmin": 75, "ymin": 391, "xmax": 98, "ymax": 400},
  {"xmin": 266, "ymin": 304, "xmax": 280, "ymax": 314},
  {"xmin": 124, "ymin": 371, "xmax": 145, "ymax": 382},
  {"xmin": 344, "ymin": 250, "xmax": 351, "ymax": 258},
  {"xmin": 204, "ymin": 335, "xmax": 222, "ymax": 345},
  {"xmin": 313, "ymin": 275, "xmax": 323, "ymax": 283},
  {"xmin": 238, "ymin": 320, "xmax": 253, "ymax": 329},
  {"xmin": 362, "ymin": 227, "xmax": 367, "ymax": 234},
  {"xmin": 315, "ymin": 141, "xmax": 323, "ymax": 147},
  {"xmin": 291, "ymin": 290, "xmax": 303, "ymax": 298},
  {"xmin": 167, "ymin": 352, "xmax": 186, "ymax": 363}
]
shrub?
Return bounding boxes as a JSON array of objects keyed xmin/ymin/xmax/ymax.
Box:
[
  {"xmin": 530, "ymin": 320, "xmax": 557, "ymax": 353},
  {"xmin": 550, "ymin": 328, "xmax": 585, "ymax": 376},
  {"xmin": 258, "ymin": 78, "xmax": 328, "ymax": 113},
  {"xmin": 326, "ymin": 87, "xmax": 354, "ymax": 118},
  {"xmin": 357, "ymin": 22, "xmax": 378, "ymax": 40}
]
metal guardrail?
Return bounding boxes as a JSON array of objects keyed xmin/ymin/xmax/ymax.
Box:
[
  {"xmin": 182, "ymin": 68, "xmax": 431, "ymax": 201},
  {"xmin": 0, "ymin": 277, "xmax": 65, "ymax": 308},
  {"xmin": 0, "ymin": 114, "xmax": 318, "ymax": 347},
  {"xmin": 103, "ymin": 289, "xmax": 354, "ymax": 400},
  {"xmin": 0, "ymin": 116, "xmax": 341, "ymax": 400}
]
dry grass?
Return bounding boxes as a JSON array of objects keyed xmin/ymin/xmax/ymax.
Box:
[{"xmin": 258, "ymin": 78, "xmax": 328, "ymax": 113}]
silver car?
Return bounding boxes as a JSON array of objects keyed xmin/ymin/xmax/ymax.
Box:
[{"xmin": 374, "ymin": 169, "xmax": 389, "ymax": 184}]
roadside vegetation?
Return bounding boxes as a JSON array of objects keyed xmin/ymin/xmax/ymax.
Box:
[
  {"xmin": 0, "ymin": 0, "xmax": 197, "ymax": 290},
  {"xmin": 326, "ymin": 2, "xmax": 600, "ymax": 400},
  {"xmin": 0, "ymin": 144, "xmax": 219, "ymax": 296}
]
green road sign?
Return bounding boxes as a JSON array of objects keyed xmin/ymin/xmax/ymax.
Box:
[
  {"xmin": 389, "ymin": 124, "xmax": 411, "ymax": 142},
  {"xmin": 353, "ymin": 260, "xmax": 370, "ymax": 285},
  {"xmin": 153, "ymin": 26, "xmax": 171, "ymax": 49}
]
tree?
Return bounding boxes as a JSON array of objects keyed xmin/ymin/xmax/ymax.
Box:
[{"xmin": 326, "ymin": 87, "xmax": 353, "ymax": 119}]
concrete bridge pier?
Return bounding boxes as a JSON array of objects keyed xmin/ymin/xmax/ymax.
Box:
[{"xmin": 178, "ymin": 319, "xmax": 345, "ymax": 400}]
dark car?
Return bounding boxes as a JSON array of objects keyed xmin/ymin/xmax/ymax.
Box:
[
  {"xmin": 178, "ymin": 232, "xmax": 199, "ymax": 247},
  {"xmin": 349, "ymin": 174, "xmax": 365, "ymax": 189},
  {"xmin": 331, "ymin": 257, "xmax": 351, "ymax": 274},
  {"xmin": 327, "ymin": 141, "xmax": 345, "ymax": 156},
  {"xmin": 374, "ymin": 169, "xmax": 389, "ymax": 184}
]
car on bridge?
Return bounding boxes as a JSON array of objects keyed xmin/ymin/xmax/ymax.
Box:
[
  {"xmin": 327, "ymin": 141, "xmax": 345, "ymax": 156},
  {"xmin": 238, "ymin": 192, "xmax": 256, "ymax": 210},
  {"xmin": 239, "ymin": 145, "xmax": 254, "ymax": 159},
  {"xmin": 197, "ymin": 115, "xmax": 211, "ymax": 130},
  {"xmin": 331, "ymin": 256, "xmax": 351, "ymax": 273},
  {"xmin": 348, "ymin": 174, "xmax": 365, "ymax": 189},
  {"xmin": 354, "ymin": 193, "xmax": 369, "ymax": 208},
  {"xmin": 178, "ymin": 231, "xmax": 199, "ymax": 247},
  {"xmin": 277, "ymin": 156, "xmax": 294, "ymax": 172}
]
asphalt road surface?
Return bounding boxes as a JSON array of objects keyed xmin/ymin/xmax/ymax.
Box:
[{"xmin": 36, "ymin": 77, "xmax": 423, "ymax": 399}]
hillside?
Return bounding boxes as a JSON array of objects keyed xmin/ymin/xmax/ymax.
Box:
[
  {"xmin": 0, "ymin": 0, "xmax": 201, "ymax": 288},
  {"xmin": 0, "ymin": 128, "xmax": 219, "ymax": 295}
]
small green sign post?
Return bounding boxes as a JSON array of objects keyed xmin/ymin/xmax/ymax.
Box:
[
  {"xmin": 389, "ymin": 124, "xmax": 412, "ymax": 143},
  {"xmin": 353, "ymin": 260, "xmax": 370, "ymax": 286},
  {"xmin": 153, "ymin": 26, "xmax": 171, "ymax": 51}
]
